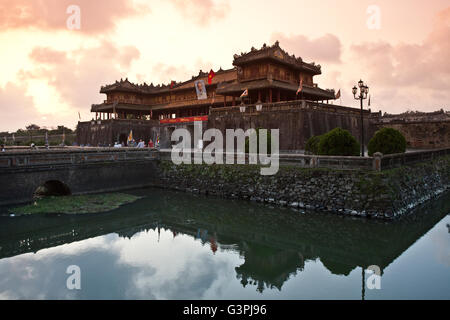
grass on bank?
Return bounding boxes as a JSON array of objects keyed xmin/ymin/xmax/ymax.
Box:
[{"xmin": 9, "ymin": 193, "xmax": 142, "ymax": 215}]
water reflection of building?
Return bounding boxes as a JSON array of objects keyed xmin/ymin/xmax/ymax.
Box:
[
  {"xmin": 1, "ymin": 190, "xmax": 449, "ymax": 294},
  {"xmin": 235, "ymin": 243, "xmax": 304, "ymax": 292}
]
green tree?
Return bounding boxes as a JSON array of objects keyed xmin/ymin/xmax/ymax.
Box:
[
  {"xmin": 26, "ymin": 124, "xmax": 40, "ymax": 143},
  {"xmin": 318, "ymin": 127, "xmax": 360, "ymax": 156},
  {"xmin": 26, "ymin": 124, "xmax": 40, "ymax": 131},
  {"xmin": 15, "ymin": 129, "xmax": 27, "ymax": 136},
  {"xmin": 305, "ymin": 135, "xmax": 322, "ymax": 155},
  {"xmin": 49, "ymin": 126, "xmax": 73, "ymax": 135},
  {"xmin": 368, "ymin": 127, "xmax": 406, "ymax": 156}
]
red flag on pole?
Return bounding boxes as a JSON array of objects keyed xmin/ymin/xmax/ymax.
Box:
[
  {"xmin": 208, "ymin": 69, "xmax": 215, "ymax": 84},
  {"xmin": 170, "ymin": 80, "xmax": 175, "ymax": 89},
  {"xmin": 296, "ymin": 78, "xmax": 303, "ymax": 96},
  {"xmin": 335, "ymin": 89, "xmax": 341, "ymax": 99},
  {"xmin": 240, "ymin": 89, "xmax": 248, "ymax": 98}
]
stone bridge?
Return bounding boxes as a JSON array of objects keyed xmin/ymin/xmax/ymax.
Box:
[
  {"xmin": 0, "ymin": 148, "xmax": 160, "ymax": 206},
  {"xmin": 1, "ymin": 146, "xmax": 448, "ymax": 207}
]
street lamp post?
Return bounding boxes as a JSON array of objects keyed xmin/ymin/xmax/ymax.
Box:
[{"xmin": 352, "ymin": 80, "xmax": 369, "ymax": 157}]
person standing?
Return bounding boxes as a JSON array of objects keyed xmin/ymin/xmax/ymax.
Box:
[{"xmin": 137, "ymin": 139, "xmax": 145, "ymax": 148}]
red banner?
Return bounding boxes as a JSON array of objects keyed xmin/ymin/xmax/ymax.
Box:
[{"xmin": 160, "ymin": 115, "xmax": 208, "ymax": 124}]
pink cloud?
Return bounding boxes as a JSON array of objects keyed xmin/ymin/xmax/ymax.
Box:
[
  {"xmin": 148, "ymin": 58, "xmax": 215, "ymax": 84},
  {"xmin": 24, "ymin": 42, "xmax": 140, "ymax": 109},
  {"xmin": 351, "ymin": 7, "xmax": 450, "ymax": 91},
  {"xmin": 0, "ymin": 0, "xmax": 150, "ymax": 34},
  {"xmin": 0, "ymin": 80, "xmax": 84, "ymax": 132},
  {"xmin": 29, "ymin": 47, "xmax": 67, "ymax": 64},
  {"xmin": 348, "ymin": 7, "xmax": 450, "ymax": 113},
  {"xmin": 0, "ymin": 82, "xmax": 40, "ymax": 132},
  {"xmin": 168, "ymin": 0, "xmax": 230, "ymax": 25},
  {"xmin": 0, "ymin": 42, "xmax": 141, "ymax": 131},
  {"xmin": 270, "ymin": 33, "xmax": 342, "ymax": 64},
  {"xmin": 0, "ymin": 82, "xmax": 69, "ymax": 132}
]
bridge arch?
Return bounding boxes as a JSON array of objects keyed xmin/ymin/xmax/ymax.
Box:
[{"xmin": 33, "ymin": 180, "xmax": 71, "ymax": 198}]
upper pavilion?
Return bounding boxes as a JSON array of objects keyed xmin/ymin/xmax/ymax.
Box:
[{"xmin": 90, "ymin": 41, "xmax": 336, "ymax": 121}]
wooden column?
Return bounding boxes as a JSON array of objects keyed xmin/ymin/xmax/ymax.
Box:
[
  {"xmin": 258, "ymin": 90, "xmax": 262, "ymax": 102},
  {"xmin": 277, "ymin": 89, "xmax": 281, "ymax": 102},
  {"xmin": 232, "ymin": 96, "xmax": 236, "ymax": 106},
  {"xmin": 224, "ymin": 95, "xmax": 227, "ymax": 107},
  {"xmin": 269, "ymin": 89, "xmax": 273, "ymax": 103}
]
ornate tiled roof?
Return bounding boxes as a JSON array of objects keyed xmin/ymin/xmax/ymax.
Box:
[
  {"xmin": 233, "ymin": 41, "xmax": 321, "ymax": 75},
  {"xmin": 216, "ymin": 80, "xmax": 335, "ymax": 100},
  {"xmin": 100, "ymin": 68, "xmax": 236, "ymax": 94},
  {"xmin": 100, "ymin": 78, "xmax": 171, "ymax": 94}
]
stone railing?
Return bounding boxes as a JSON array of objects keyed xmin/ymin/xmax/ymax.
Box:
[
  {"xmin": 0, "ymin": 148, "xmax": 159, "ymax": 169},
  {"xmin": 380, "ymin": 148, "xmax": 450, "ymax": 169},
  {"xmin": 1, "ymin": 134, "xmax": 77, "ymax": 143},
  {"xmin": 278, "ymin": 153, "xmax": 374, "ymax": 170},
  {"xmin": 1, "ymin": 147, "xmax": 448, "ymax": 171},
  {"xmin": 159, "ymin": 150, "xmax": 374, "ymax": 170},
  {"xmin": 77, "ymin": 118, "xmax": 156, "ymax": 126},
  {"xmin": 159, "ymin": 147, "xmax": 450, "ymax": 171},
  {"xmin": 210, "ymin": 100, "xmax": 371, "ymax": 117}
]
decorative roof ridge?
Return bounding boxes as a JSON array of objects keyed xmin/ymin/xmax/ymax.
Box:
[
  {"xmin": 233, "ymin": 41, "xmax": 321, "ymax": 72},
  {"xmin": 100, "ymin": 67, "xmax": 237, "ymax": 93}
]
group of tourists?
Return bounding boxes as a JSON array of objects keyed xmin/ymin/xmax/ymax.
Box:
[{"xmin": 114, "ymin": 139, "xmax": 156, "ymax": 149}]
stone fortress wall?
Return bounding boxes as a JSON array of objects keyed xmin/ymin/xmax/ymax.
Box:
[{"xmin": 369, "ymin": 109, "xmax": 450, "ymax": 149}]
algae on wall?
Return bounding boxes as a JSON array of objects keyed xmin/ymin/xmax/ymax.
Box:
[{"xmin": 157, "ymin": 155, "xmax": 450, "ymax": 220}]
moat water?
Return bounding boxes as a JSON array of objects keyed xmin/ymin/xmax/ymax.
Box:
[{"xmin": 0, "ymin": 188, "xmax": 449, "ymax": 300}]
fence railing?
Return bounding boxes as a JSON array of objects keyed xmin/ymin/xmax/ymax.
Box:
[
  {"xmin": 380, "ymin": 148, "xmax": 450, "ymax": 169},
  {"xmin": 1, "ymin": 134, "xmax": 77, "ymax": 143},
  {"xmin": 159, "ymin": 147, "xmax": 450, "ymax": 171},
  {"xmin": 210, "ymin": 100, "xmax": 371, "ymax": 117},
  {"xmin": 1, "ymin": 147, "xmax": 448, "ymax": 171},
  {"xmin": 0, "ymin": 148, "xmax": 159, "ymax": 169}
]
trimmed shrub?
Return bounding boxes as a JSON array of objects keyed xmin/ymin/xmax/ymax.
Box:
[
  {"xmin": 368, "ymin": 127, "xmax": 406, "ymax": 156},
  {"xmin": 245, "ymin": 128, "xmax": 272, "ymax": 154},
  {"xmin": 305, "ymin": 135, "xmax": 322, "ymax": 155},
  {"xmin": 318, "ymin": 127, "xmax": 360, "ymax": 156},
  {"xmin": 35, "ymin": 140, "xmax": 46, "ymax": 146}
]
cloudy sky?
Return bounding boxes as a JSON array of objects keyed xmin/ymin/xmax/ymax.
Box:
[{"xmin": 0, "ymin": 0, "xmax": 449, "ymax": 131}]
